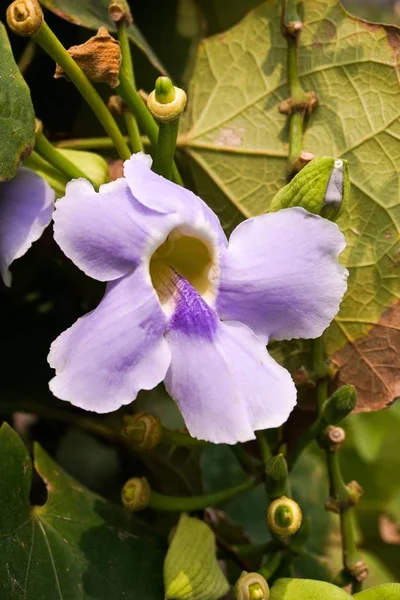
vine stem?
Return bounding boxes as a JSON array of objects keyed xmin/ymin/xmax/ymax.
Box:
[
  {"xmin": 281, "ymin": 0, "xmax": 316, "ymax": 177},
  {"xmin": 313, "ymin": 339, "xmax": 365, "ymax": 593},
  {"xmin": 33, "ymin": 22, "xmax": 131, "ymax": 160},
  {"xmin": 117, "ymin": 21, "xmax": 142, "ymax": 153},
  {"xmin": 0, "ymin": 400, "xmax": 208, "ymax": 449},
  {"xmin": 35, "ymin": 123, "xmax": 95, "ymax": 185},
  {"xmin": 148, "ymin": 476, "xmax": 257, "ymax": 511}
]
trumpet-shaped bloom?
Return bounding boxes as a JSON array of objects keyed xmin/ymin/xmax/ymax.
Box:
[
  {"xmin": 49, "ymin": 153, "xmax": 348, "ymax": 444},
  {"xmin": 0, "ymin": 167, "xmax": 55, "ymax": 286}
]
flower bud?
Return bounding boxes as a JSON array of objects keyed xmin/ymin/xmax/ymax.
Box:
[
  {"xmin": 121, "ymin": 477, "xmax": 150, "ymax": 512},
  {"xmin": 123, "ymin": 413, "xmax": 162, "ymax": 451},
  {"xmin": 54, "ymin": 27, "xmax": 121, "ymax": 88},
  {"xmin": 234, "ymin": 572, "xmax": 269, "ymax": 600},
  {"xmin": 346, "ymin": 480, "xmax": 363, "ymax": 506},
  {"xmin": 270, "ymin": 156, "xmax": 350, "ymax": 221},
  {"xmin": 147, "ymin": 77, "xmax": 187, "ymax": 122},
  {"xmin": 321, "ymin": 385, "xmax": 357, "ymax": 425},
  {"xmin": 319, "ymin": 425, "xmax": 346, "ymax": 451},
  {"xmin": 108, "ymin": 0, "xmax": 133, "ymax": 26},
  {"xmin": 265, "ymin": 454, "xmax": 288, "ymax": 499},
  {"xmin": 349, "ymin": 560, "xmax": 369, "ymax": 582},
  {"xmin": 107, "ymin": 94, "xmax": 125, "ymax": 115},
  {"xmin": 6, "ymin": 0, "xmax": 43, "ymax": 37},
  {"xmin": 266, "ymin": 496, "xmax": 302, "ymax": 536}
]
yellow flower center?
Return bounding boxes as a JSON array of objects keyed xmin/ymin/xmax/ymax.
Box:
[{"xmin": 150, "ymin": 228, "xmax": 215, "ymax": 308}]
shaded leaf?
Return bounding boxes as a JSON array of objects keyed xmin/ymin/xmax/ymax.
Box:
[
  {"xmin": 180, "ymin": 0, "xmax": 400, "ymax": 411},
  {"xmin": 0, "ymin": 23, "xmax": 35, "ymax": 181},
  {"xmin": 354, "ymin": 583, "xmax": 400, "ymax": 599},
  {"xmin": 0, "ymin": 423, "xmax": 165, "ymax": 599},
  {"xmin": 164, "ymin": 513, "xmax": 229, "ymax": 600},
  {"xmin": 39, "ymin": 0, "xmax": 167, "ymax": 74},
  {"xmin": 269, "ymin": 578, "xmax": 352, "ymax": 600},
  {"xmin": 23, "ymin": 148, "xmax": 110, "ymax": 196}
]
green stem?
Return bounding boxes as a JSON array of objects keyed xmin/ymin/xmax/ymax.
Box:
[
  {"xmin": 117, "ymin": 22, "xmax": 142, "ymax": 153},
  {"xmin": 152, "ymin": 119, "xmax": 181, "ymax": 181},
  {"xmin": 232, "ymin": 444, "xmax": 257, "ymax": 473},
  {"xmin": 0, "ymin": 400, "xmax": 116, "ymax": 441},
  {"xmin": 35, "ymin": 127, "xmax": 93, "ymax": 185},
  {"xmin": 115, "ymin": 69, "xmax": 182, "ymax": 184},
  {"xmin": 18, "ymin": 39, "xmax": 36, "ymax": 73},
  {"xmin": 161, "ymin": 428, "xmax": 206, "ymax": 447},
  {"xmin": 259, "ymin": 551, "xmax": 285, "ymax": 581},
  {"xmin": 281, "ymin": 0, "xmax": 313, "ymax": 178},
  {"xmin": 148, "ymin": 476, "xmax": 257, "ymax": 511},
  {"xmin": 33, "ymin": 22, "xmax": 131, "ymax": 160},
  {"xmin": 313, "ymin": 339, "xmax": 365, "ymax": 591},
  {"xmin": 256, "ymin": 431, "xmax": 272, "ymax": 465},
  {"xmin": 57, "ymin": 136, "xmax": 131, "ymax": 150}
]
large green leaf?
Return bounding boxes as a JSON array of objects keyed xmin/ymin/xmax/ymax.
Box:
[
  {"xmin": 39, "ymin": 0, "xmax": 166, "ymax": 74},
  {"xmin": 180, "ymin": 0, "xmax": 400, "ymax": 412},
  {"xmin": 0, "ymin": 23, "xmax": 35, "ymax": 181},
  {"xmin": 354, "ymin": 583, "xmax": 400, "ymax": 599},
  {"xmin": 0, "ymin": 423, "xmax": 165, "ymax": 599},
  {"xmin": 270, "ymin": 578, "xmax": 352, "ymax": 600}
]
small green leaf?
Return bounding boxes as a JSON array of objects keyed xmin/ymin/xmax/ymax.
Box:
[
  {"xmin": 24, "ymin": 148, "xmax": 110, "ymax": 196},
  {"xmin": 59, "ymin": 148, "xmax": 110, "ymax": 186},
  {"xmin": 0, "ymin": 423, "xmax": 165, "ymax": 599},
  {"xmin": 39, "ymin": 0, "xmax": 167, "ymax": 74},
  {"xmin": 164, "ymin": 513, "xmax": 229, "ymax": 600},
  {"xmin": 270, "ymin": 157, "xmax": 350, "ymax": 221},
  {"xmin": 0, "ymin": 23, "xmax": 35, "ymax": 181},
  {"xmin": 269, "ymin": 578, "xmax": 352, "ymax": 600},
  {"xmin": 354, "ymin": 583, "xmax": 400, "ymax": 599}
]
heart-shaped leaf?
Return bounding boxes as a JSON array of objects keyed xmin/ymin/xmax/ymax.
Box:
[
  {"xmin": 0, "ymin": 23, "xmax": 35, "ymax": 181},
  {"xmin": 180, "ymin": 0, "xmax": 400, "ymax": 412},
  {"xmin": 0, "ymin": 423, "xmax": 165, "ymax": 599}
]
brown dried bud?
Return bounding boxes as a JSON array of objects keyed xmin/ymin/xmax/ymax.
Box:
[
  {"xmin": 54, "ymin": 27, "xmax": 121, "ymax": 88},
  {"xmin": 6, "ymin": 0, "xmax": 43, "ymax": 37},
  {"xmin": 109, "ymin": 0, "xmax": 133, "ymax": 26},
  {"xmin": 107, "ymin": 94, "xmax": 125, "ymax": 115},
  {"xmin": 123, "ymin": 413, "xmax": 162, "ymax": 451}
]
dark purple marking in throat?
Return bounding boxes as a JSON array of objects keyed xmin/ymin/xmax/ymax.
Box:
[{"xmin": 169, "ymin": 273, "xmax": 217, "ymax": 340}]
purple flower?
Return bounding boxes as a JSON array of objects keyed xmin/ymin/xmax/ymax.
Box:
[
  {"xmin": 0, "ymin": 168, "xmax": 55, "ymax": 286},
  {"xmin": 49, "ymin": 154, "xmax": 347, "ymax": 444}
]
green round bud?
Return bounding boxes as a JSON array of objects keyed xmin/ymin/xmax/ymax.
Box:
[
  {"xmin": 121, "ymin": 477, "xmax": 150, "ymax": 512},
  {"xmin": 6, "ymin": 0, "xmax": 43, "ymax": 37},
  {"xmin": 266, "ymin": 496, "xmax": 302, "ymax": 536},
  {"xmin": 147, "ymin": 78, "xmax": 187, "ymax": 122},
  {"xmin": 155, "ymin": 77, "xmax": 176, "ymax": 105},
  {"xmin": 123, "ymin": 413, "xmax": 162, "ymax": 451},
  {"xmin": 234, "ymin": 572, "xmax": 269, "ymax": 600}
]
